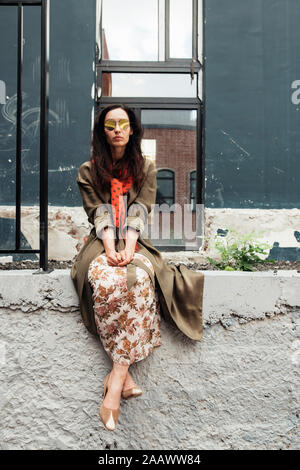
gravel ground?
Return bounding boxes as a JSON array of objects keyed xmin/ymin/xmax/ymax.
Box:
[{"xmin": 0, "ymin": 259, "xmax": 299, "ymax": 272}]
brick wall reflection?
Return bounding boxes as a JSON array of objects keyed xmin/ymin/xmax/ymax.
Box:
[{"xmin": 144, "ymin": 127, "xmax": 197, "ymax": 244}]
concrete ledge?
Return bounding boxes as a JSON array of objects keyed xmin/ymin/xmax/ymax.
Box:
[
  {"xmin": 0, "ymin": 269, "xmax": 300, "ymax": 450},
  {"xmin": 0, "ymin": 269, "xmax": 299, "ymax": 325}
]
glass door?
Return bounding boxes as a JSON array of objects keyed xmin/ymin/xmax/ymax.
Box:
[{"xmin": 140, "ymin": 108, "xmax": 201, "ymax": 250}]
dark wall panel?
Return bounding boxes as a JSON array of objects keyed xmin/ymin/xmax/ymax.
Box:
[
  {"xmin": 48, "ymin": 0, "xmax": 95, "ymax": 206},
  {"xmin": 204, "ymin": 0, "xmax": 300, "ymax": 208}
]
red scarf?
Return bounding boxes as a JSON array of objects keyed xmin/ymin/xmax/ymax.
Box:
[
  {"xmin": 109, "ymin": 164, "xmax": 139, "ymax": 252},
  {"xmin": 91, "ymin": 158, "xmax": 139, "ymax": 251}
]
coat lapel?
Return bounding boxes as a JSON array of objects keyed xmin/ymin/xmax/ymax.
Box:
[
  {"xmin": 127, "ymin": 157, "xmax": 150, "ymax": 205},
  {"xmin": 95, "ymin": 184, "xmax": 110, "ymax": 204},
  {"xmin": 127, "ymin": 181, "xmax": 139, "ymax": 206}
]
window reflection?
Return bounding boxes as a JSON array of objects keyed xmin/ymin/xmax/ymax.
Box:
[
  {"xmin": 142, "ymin": 109, "xmax": 197, "ymax": 247},
  {"xmin": 141, "ymin": 139, "xmax": 156, "ymax": 162},
  {"xmin": 142, "ymin": 109, "xmax": 197, "ymax": 128},
  {"xmin": 169, "ymin": 0, "xmax": 193, "ymax": 58},
  {"xmin": 102, "ymin": 73, "xmax": 197, "ymax": 97},
  {"xmin": 156, "ymin": 169, "xmax": 175, "ymax": 206},
  {"xmin": 102, "ymin": 0, "xmax": 158, "ymax": 61},
  {"xmin": 190, "ymin": 170, "xmax": 196, "ymax": 210}
]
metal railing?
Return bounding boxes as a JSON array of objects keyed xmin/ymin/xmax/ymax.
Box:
[{"xmin": 0, "ymin": 0, "xmax": 50, "ymax": 272}]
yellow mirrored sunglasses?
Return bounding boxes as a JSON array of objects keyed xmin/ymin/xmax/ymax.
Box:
[{"xmin": 104, "ymin": 119, "xmax": 130, "ymax": 131}]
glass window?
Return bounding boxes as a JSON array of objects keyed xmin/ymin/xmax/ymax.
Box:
[
  {"xmin": 169, "ymin": 0, "xmax": 193, "ymax": 58},
  {"xmin": 102, "ymin": 0, "xmax": 158, "ymax": 61},
  {"xmin": 142, "ymin": 109, "xmax": 197, "ymax": 128},
  {"xmin": 142, "ymin": 109, "xmax": 198, "ymax": 248},
  {"xmin": 156, "ymin": 169, "xmax": 175, "ymax": 206},
  {"xmin": 102, "ymin": 73, "xmax": 197, "ymax": 97},
  {"xmin": 141, "ymin": 139, "xmax": 156, "ymax": 161}
]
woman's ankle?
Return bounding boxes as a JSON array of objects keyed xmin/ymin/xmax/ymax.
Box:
[
  {"xmin": 108, "ymin": 367, "xmax": 128, "ymax": 389},
  {"xmin": 111, "ymin": 363, "xmax": 129, "ymax": 379}
]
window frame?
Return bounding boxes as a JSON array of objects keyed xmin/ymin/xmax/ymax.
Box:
[
  {"xmin": 165, "ymin": 0, "xmax": 198, "ymax": 62},
  {"xmin": 98, "ymin": 0, "xmax": 199, "ymax": 65}
]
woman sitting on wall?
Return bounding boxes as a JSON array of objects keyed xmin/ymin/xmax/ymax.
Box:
[{"xmin": 71, "ymin": 103, "xmax": 205, "ymax": 431}]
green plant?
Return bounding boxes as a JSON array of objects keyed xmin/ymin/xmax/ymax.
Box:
[{"xmin": 205, "ymin": 227, "xmax": 276, "ymax": 271}]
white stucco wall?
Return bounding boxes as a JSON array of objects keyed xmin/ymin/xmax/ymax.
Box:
[{"xmin": 0, "ymin": 269, "xmax": 299, "ymax": 450}]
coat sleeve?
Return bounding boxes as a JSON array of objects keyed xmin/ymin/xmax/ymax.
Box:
[
  {"xmin": 124, "ymin": 159, "xmax": 157, "ymax": 237},
  {"xmin": 76, "ymin": 162, "xmax": 114, "ymax": 237}
]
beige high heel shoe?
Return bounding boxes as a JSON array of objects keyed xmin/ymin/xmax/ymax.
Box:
[
  {"xmin": 122, "ymin": 386, "xmax": 143, "ymax": 400},
  {"xmin": 99, "ymin": 373, "xmax": 120, "ymax": 431}
]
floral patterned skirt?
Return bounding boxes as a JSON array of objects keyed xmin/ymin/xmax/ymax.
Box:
[{"xmin": 87, "ymin": 252, "xmax": 162, "ymax": 366}]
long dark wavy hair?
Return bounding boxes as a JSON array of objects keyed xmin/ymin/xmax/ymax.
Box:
[{"xmin": 90, "ymin": 104, "xmax": 146, "ymax": 194}]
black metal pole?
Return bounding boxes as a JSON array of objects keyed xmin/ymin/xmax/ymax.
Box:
[
  {"xmin": 39, "ymin": 0, "xmax": 49, "ymax": 270},
  {"xmin": 15, "ymin": 3, "xmax": 23, "ymax": 251}
]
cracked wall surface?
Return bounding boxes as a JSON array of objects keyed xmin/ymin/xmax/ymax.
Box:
[{"xmin": 0, "ymin": 270, "xmax": 299, "ymax": 449}]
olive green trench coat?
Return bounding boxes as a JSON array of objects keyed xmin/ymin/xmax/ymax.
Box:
[{"xmin": 70, "ymin": 158, "xmax": 205, "ymax": 341}]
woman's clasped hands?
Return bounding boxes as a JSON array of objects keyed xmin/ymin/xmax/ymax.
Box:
[
  {"xmin": 105, "ymin": 246, "xmax": 135, "ymax": 267},
  {"xmin": 104, "ymin": 226, "xmax": 138, "ymax": 267}
]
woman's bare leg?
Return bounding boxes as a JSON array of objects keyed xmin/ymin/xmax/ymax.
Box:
[
  {"xmin": 102, "ymin": 363, "xmax": 129, "ymax": 409},
  {"xmin": 102, "ymin": 364, "xmax": 141, "ymax": 408}
]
